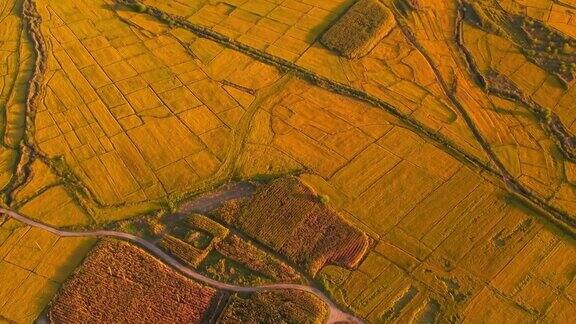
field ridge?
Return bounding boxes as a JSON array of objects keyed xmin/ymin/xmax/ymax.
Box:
[{"xmin": 118, "ymin": 0, "xmax": 576, "ymax": 235}]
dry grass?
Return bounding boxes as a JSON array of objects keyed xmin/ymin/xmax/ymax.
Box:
[
  {"xmin": 320, "ymin": 0, "xmax": 396, "ymax": 59},
  {"xmin": 48, "ymin": 239, "xmax": 217, "ymax": 323}
]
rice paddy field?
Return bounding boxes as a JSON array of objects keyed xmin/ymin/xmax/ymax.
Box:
[{"xmin": 0, "ymin": 0, "xmax": 575, "ymax": 322}]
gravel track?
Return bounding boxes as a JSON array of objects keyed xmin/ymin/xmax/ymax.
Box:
[{"xmin": 0, "ymin": 207, "xmax": 362, "ymax": 324}]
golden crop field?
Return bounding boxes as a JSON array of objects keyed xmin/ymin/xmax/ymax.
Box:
[
  {"xmin": 0, "ymin": 0, "xmax": 574, "ymax": 322},
  {"xmin": 0, "ymin": 218, "xmax": 95, "ymax": 322}
]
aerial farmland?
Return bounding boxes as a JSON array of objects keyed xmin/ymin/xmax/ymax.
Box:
[{"xmin": 0, "ymin": 0, "xmax": 574, "ymax": 323}]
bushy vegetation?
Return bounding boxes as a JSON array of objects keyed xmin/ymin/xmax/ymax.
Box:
[
  {"xmin": 518, "ymin": 17, "xmax": 576, "ymax": 84},
  {"xmin": 200, "ymin": 251, "xmax": 267, "ymax": 286},
  {"xmin": 318, "ymin": 194, "xmax": 330, "ymax": 205},
  {"xmin": 135, "ymin": 3, "xmax": 147, "ymax": 13},
  {"xmin": 219, "ymin": 290, "xmax": 328, "ymax": 324},
  {"xmin": 462, "ymin": 1, "xmax": 505, "ymax": 35}
]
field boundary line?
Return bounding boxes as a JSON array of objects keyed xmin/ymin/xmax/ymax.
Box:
[
  {"xmin": 0, "ymin": 207, "xmax": 362, "ymax": 324},
  {"xmin": 117, "ymin": 0, "xmax": 576, "ymax": 234}
]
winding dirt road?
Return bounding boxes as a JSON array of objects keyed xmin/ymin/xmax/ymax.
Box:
[{"xmin": 0, "ymin": 207, "xmax": 362, "ymax": 324}]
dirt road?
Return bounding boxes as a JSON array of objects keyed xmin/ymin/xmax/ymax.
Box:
[{"xmin": 0, "ymin": 207, "xmax": 362, "ymax": 324}]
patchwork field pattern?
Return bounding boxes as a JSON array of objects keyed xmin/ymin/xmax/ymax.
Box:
[
  {"xmin": 0, "ymin": 218, "xmax": 95, "ymax": 323},
  {"xmin": 0, "ymin": 0, "xmax": 574, "ymax": 322},
  {"xmin": 214, "ymin": 177, "xmax": 370, "ymax": 276},
  {"xmin": 150, "ymin": 0, "xmax": 356, "ymax": 62},
  {"xmin": 48, "ymin": 239, "xmax": 328, "ymax": 323}
]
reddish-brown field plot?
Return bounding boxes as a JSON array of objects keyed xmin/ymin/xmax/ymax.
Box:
[
  {"xmin": 217, "ymin": 177, "xmax": 370, "ymax": 276},
  {"xmin": 48, "ymin": 239, "xmax": 217, "ymax": 323}
]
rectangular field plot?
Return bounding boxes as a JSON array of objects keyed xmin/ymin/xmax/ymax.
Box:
[{"xmin": 0, "ymin": 220, "xmax": 95, "ymax": 323}]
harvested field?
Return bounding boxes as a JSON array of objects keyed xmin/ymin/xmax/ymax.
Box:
[
  {"xmin": 320, "ymin": 0, "xmax": 396, "ymax": 58},
  {"xmin": 48, "ymin": 239, "xmax": 217, "ymax": 323}
]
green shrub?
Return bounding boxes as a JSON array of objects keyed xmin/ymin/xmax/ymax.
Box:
[
  {"xmin": 132, "ymin": 3, "xmax": 147, "ymax": 13},
  {"xmin": 541, "ymin": 108, "xmax": 552, "ymax": 121},
  {"xmin": 251, "ymin": 173, "xmax": 277, "ymax": 183},
  {"xmin": 318, "ymin": 194, "xmax": 330, "ymax": 205}
]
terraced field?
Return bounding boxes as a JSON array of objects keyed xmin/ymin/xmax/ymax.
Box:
[{"xmin": 0, "ymin": 0, "xmax": 574, "ymax": 322}]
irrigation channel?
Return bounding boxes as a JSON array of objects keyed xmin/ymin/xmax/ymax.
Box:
[{"xmin": 0, "ymin": 207, "xmax": 363, "ymax": 324}]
